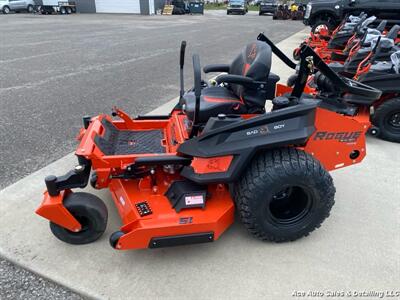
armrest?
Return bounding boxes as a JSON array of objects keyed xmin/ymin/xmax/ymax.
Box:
[
  {"xmin": 203, "ymin": 64, "xmax": 230, "ymax": 73},
  {"xmin": 215, "ymin": 74, "xmax": 256, "ymax": 87}
]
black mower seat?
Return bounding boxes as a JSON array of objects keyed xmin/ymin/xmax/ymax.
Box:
[
  {"xmin": 370, "ymin": 61, "xmax": 395, "ymax": 73},
  {"xmin": 369, "ymin": 51, "xmax": 400, "ymax": 74},
  {"xmin": 184, "ymin": 86, "xmax": 247, "ymax": 123},
  {"xmin": 184, "ymin": 41, "xmax": 278, "ymax": 123}
]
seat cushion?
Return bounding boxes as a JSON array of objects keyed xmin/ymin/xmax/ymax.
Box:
[
  {"xmin": 370, "ymin": 61, "xmax": 395, "ymax": 74},
  {"xmin": 183, "ymin": 87, "xmax": 247, "ymax": 123}
]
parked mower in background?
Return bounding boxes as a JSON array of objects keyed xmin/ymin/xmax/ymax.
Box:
[
  {"xmin": 273, "ymin": 4, "xmax": 290, "ymax": 20},
  {"xmin": 286, "ymin": 17, "xmax": 400, "ymax": 143},
  {"xmin": 36, "ymin": 33, "xmax": 382, "ymax": 250},
  {"xmin": 272, "ymin": 2, "xmax": 306, "ymax": 20},
  {"xmin": 290, "ymin": 3, "xmax": 305, "ymax": 20}
]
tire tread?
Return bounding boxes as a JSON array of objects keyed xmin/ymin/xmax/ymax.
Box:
[{"xmin": 234, "ymin": 148, "xmax": 335, "ymax": 242}]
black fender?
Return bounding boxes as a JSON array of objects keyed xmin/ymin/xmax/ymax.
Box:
[
  {"xmin": 178, "ymin": 102, "xmax": 317, "ymax": 184},
  {"xmin": 359, "ymin": 73, "xmax": 400, "ymax": 95},
  {"xmin": 309, "ymin": 9, "xmax": 339, "ymax": 25}
]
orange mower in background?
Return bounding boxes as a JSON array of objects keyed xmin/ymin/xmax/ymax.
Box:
[
  {"xmin": 289, "ymin": 28, "xmax": 400, "ymax": 143},
  {"xmin": 292, "ymin": 13, "xmax": 368, "ymax": 61},
  {"xmin": 293, "ymin": 13, "xmax": 392, "ymax": 64},
  {"xmin": 36, "ymin": 33, "xmax": 382, "ymax": 250}
]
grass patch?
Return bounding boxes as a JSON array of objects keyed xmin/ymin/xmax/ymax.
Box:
[{"xmin": 204, "ymin": 3, "xmax": 227, "ymax": 10}]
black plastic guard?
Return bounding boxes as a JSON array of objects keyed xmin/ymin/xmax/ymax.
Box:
[
  {"xmin": 178, "ymin": 103, "xmax": 317, "ymax": 184},
  {"xmin": 165, "ymin": 180, "xmax": 207, "ymax": 212},
  {"xmin": 149, "ymin": 232, "xmax": 214, "ymax": 248}
]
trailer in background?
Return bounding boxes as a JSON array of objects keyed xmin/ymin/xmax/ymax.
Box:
[{"xmin": 35, "ymin": 0, "xmax": 76, "ymax": 14}]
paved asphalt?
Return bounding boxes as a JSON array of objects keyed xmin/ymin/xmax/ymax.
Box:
[
  {"xmin": 0, "ymin": 10, "xmax": 303, "ymax": 190},
  {"xmin": 0, "ymin": 258, "xmax": 83, "ymax": 300},
  {"xmin": 0, "ymin": 10, "xmax": 304, "ymax": 300}
]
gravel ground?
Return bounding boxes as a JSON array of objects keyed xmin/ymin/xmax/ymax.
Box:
[{"xmin": 0, "ymin": 258, "xmax": 83, "ymax": 300}]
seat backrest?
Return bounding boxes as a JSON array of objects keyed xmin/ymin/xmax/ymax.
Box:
[
  {"xmin": 371, "ymin": 37, "xmax": 395, "ymax": 52},
  {"xmin": 391, "ymin": 51, "xmax": 400, "ymax": 74},
  {"xmin": 228, "ymin": 41, "xmax": 272, "ymax": 109},
  {"xmin": 386, "ymin": 25, "xmax": 400, "ymax": 40}
]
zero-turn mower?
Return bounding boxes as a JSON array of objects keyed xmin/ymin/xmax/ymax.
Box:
[
  {"xmin": 293, "ymin": 14, "xmax": 394, "ymax": 64},
  {"xmin": 36, "ymin": 34, "xmax": 382, "ymax": 250},
  {"xmin": 293, "ymin": 13, "xmax": 369, "ymax": 61},
  {"xmin": 287, "ymin": 32, "xmax": 400, "ymax": 143}
]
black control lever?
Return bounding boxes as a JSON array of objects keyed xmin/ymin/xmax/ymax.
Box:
[
  {"xmin": 257, "ymin": 33, "xmax": 297, "ymax": 70},
  {"xmin": 179, "ymin": 41, "xmax": 187, "ymax": 104},
  {"xmin": 294, "ymin": 45, "xmax": 382, "ymax": 100}
]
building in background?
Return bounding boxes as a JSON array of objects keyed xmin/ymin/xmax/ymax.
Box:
[{"xmin": 35, "ymin": 0, "xmax": 157, "ymax": 15}]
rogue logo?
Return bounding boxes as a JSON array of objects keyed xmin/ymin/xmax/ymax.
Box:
[{"xmin": 314, "ymin": 131, "xmax": 362, "ymax": 143}]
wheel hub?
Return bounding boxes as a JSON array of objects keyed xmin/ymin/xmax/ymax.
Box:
[
  {"xmin": 269, "ymin": 186, "xmax": 313, "ymax": 226},
  {"xmin": 315, "ymin": 24, "xmax": 328, "ymax": 33},
  {"xmin": 389, "ymin": 113, "xmax": 400, "ymax": 128}
]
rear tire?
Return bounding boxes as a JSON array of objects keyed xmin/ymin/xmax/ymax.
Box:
[
  {"xmin": 293, "ymin": 48, "xmax": 301, "ymax": 61},
  {"xmin": 60, "ymin": 6, "xmax": 66, "ymax": 14},
  {"xmin": 372, "ymin": 98, "xmax": 400, "ymax": 143},
  {"xmin": 312, "ymin": 19, "xmax": 334, "ymax": 34},
  {"xmin": 234, "ymin": 148, "xmax": 335, "ymax": 242},
  {"xmin": 66, "ymin": 7, "xmax": 72, "ymax": 14},
  {"xmin": 49, "ymin": 192, "xmax": 108, "ymax": 245},
  {"xmin": 2, "ymin": 6, "xmax": 10, "ymax": 14},
  {"xmin": 27, "ymin": 4, "xmax": 33, "ymax": 13}
]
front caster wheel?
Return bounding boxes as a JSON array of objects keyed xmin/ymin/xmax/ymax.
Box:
[
  {"xmin": 50, "ymin": 192, "xmax": 108, "ymax": 245},
  {"xmin": 293, "ymin": 48, "xmax": 301, "ymax": 61},
  {"xmin": 234, "ymin": 148, "xmax": 335, "ymax": 242},
  {"xmin": 90, "ymin": 172, "xmax": 98, "ymax": 189},
  {"xmin": 110, "ymin": 231, "xmax": 125, "ymax": 249}
]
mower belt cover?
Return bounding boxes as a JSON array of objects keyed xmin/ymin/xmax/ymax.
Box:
[{"xmin": 165, "ymin": 180, "xmax": 208, "ymax": 212}]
